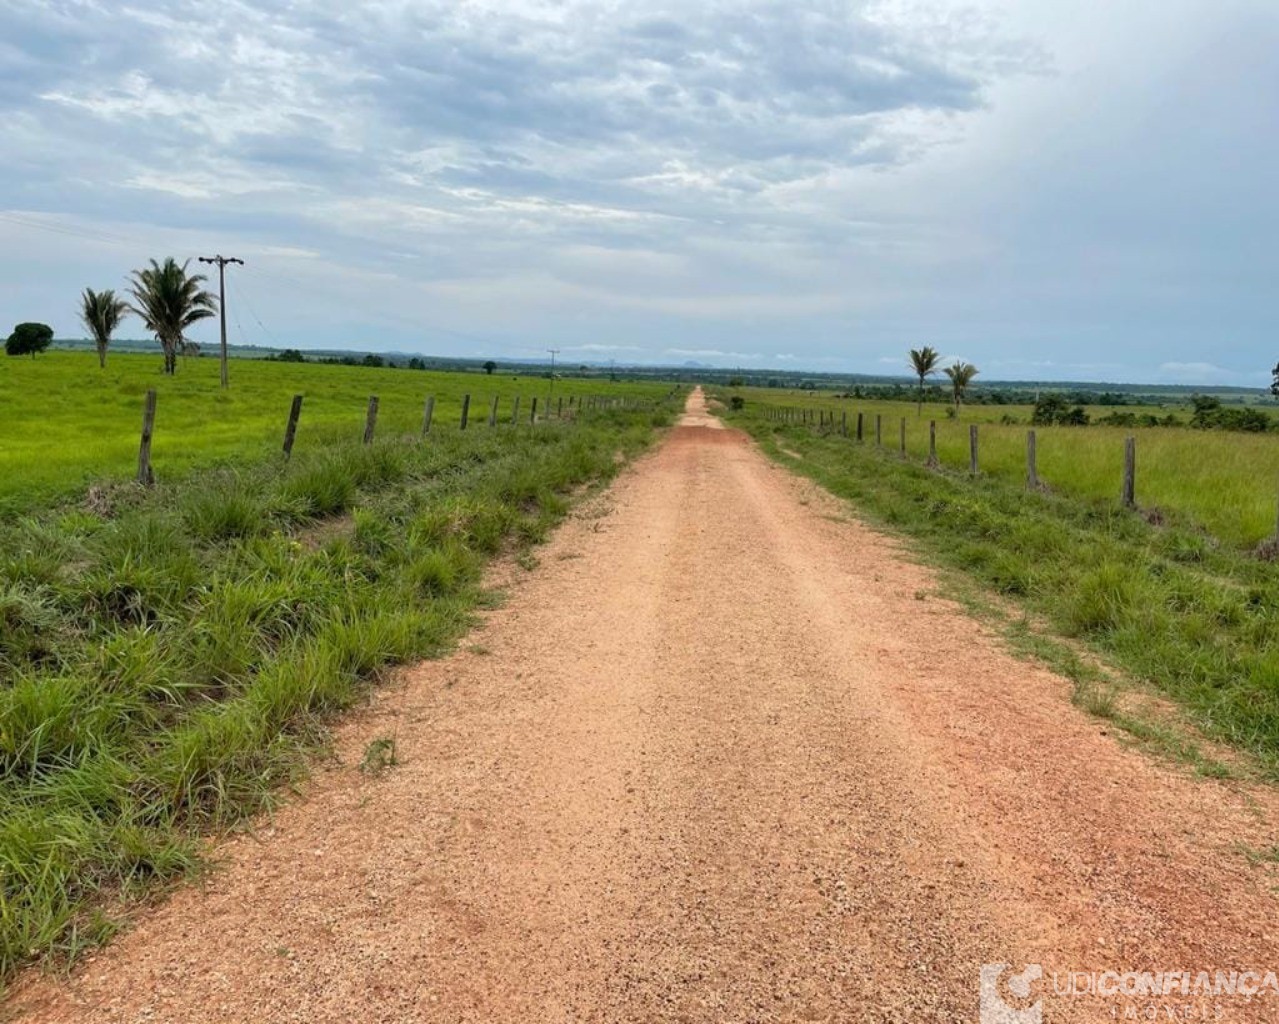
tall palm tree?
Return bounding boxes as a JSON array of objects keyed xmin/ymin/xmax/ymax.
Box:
[
  {"xmin": 943, "ymin": 361, "xmax": 979, "ymax": 414},
  {"xmin": 128, "ymin": 258, "xmax": 217, "ymax": 375},
  {"xmin": 78, "ymin": 288, "xmax": 130, "ymax": 369},
  {"xmin": 908, "ymin": 346, "xmax": 941, "ymax": 415}
]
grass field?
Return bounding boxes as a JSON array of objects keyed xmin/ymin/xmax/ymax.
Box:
[
  {"xmin": 733, "ymin": 389, "xmax": 1279, "ymax": 549},
  {"xmin": 720, "ymin": 394, "xmax": 1279, "ymax": 777},
  {"xmin": 0, "ymin": 351, "xmax": 670, "ymax": 513},
  {"xmin": 0, "ymin": 355, "xmax": 678, "ymax": 985}
]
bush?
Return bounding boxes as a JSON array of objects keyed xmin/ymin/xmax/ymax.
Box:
[
  {"xmin": 5, "ymin": 323, "xmax": 53, "ymax": 358},
  {"xmin": 729, "ymin": 395, "xmax": 745, "ymax": 411},
  {"xmin": 1031, "ymin": 393, "xmax": 1090, "ymax": 426},
  {"xmin": 1189, "ymin": 396, "xmax": 1271, "ymax": 433}
]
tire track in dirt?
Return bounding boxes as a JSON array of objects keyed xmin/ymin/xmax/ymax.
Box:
[{"xmin": 8, "ymin": 389, "xmax": 1279, "ymax": 1023}]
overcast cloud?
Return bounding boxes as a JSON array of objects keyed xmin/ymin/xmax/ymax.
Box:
[{"xmin": 1, "ymin": 0, "xmax": 1275, "ymax": 382}]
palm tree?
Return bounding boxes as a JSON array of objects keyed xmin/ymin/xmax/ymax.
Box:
[
  {"xmin": 908, "ymin": 346, "xmax": 941, "ymax": 415},
  {"xmin": 943, "ymin": 361, "xmax": 979, "ymax": 414},
  {"xmin": 128, "ymin": 258, "xmax": 217, "ymax": 375},
  {"xmin": 79, "ymin": 288, "xmax": 130, "ymax": 369}
]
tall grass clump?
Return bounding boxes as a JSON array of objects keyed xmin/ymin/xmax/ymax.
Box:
[{"xmin": 0, "ymin": 394, "xmax": 675, "ymax": 986}]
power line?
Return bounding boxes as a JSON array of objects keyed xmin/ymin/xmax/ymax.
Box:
[
  {"xmin": 227, "ymin": 275, "xmax": 285, "ymax": 350},
  {"xmin": 0, "ymin": 211, "xmax": 132, "ymax": 247},
  {"xmin": 225, "ymin": 277, "xmax": 250, "ymax": 347}
]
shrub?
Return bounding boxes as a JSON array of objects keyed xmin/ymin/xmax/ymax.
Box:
[
  {"xmin": 1031, "ymin": 393, "xmax": 1090, "ymax": 426},
  {"xmin": 5, "ymin": 323, "xmax": 53, "ymax": 358}
]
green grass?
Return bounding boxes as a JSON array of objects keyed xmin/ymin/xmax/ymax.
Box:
[
  {"xmin": 0, "ymin": 391, "xmax": 676, "ymax": 986},
  {"xmin": 720, "ymin": 395, "xmax": 1279, "ymax": 778},
  {"xmin": 732, "ymin": 390, "xmax": 1279, "ymax": 548},
  {"xmin": 0, "ymin": 350, "xmax": 671, "ymax": 513}
]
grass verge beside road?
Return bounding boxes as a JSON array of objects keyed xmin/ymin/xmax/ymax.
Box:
[{"xmin": 0, "ymin": 402, "xmax": 672, "ymax": 986}]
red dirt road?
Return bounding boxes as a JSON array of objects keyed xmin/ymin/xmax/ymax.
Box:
[{"xmin": 9, "ymin": 390, "xmax": 1279, "ymax": 1023}]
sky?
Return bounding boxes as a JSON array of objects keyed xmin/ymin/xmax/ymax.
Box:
[{"xmin": 0, "ymin": 0, "xmax": 1275, "ymax": 384}]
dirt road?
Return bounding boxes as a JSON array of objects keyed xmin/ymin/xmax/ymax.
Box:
[{"xmin": 10, "ymin": 390, "xmax": 1279, "ymax": 1022}]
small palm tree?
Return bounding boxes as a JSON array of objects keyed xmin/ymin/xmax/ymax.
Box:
[
  {"xmin": 908, "ymin": 346, "xmax": 941, "ymax": 415},
  {"xmin": 79, "ymin": 288, "xmax": 130, "ymax": 369},
  {"xmin": 943, "ymin": 361, "xmax": 979, "ymax": 414},
  {"xmin": 128, "ymin": 258, "xmax": 217, "ymax": 375}
]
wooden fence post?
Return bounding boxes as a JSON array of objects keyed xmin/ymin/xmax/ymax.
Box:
[
  {"xmin": 363, "ymin": 396, "xmax": 379, "ymax": 445},
  {"xmin": 531, "ymin": 397, "xmax": 539, "ymax": 424},
  {"xmin": 137, "ymin": 389, "xmax": 157, "ymax": 486},
  {"xmin": 875, "ymin": 414, "xmax": 882, "ymax": 446},
  {"xmin": 841, "ymin": 411, "xmax": 847, "ymax": 437},
  {"xmin": 969, "ymin": 424, "xmax": 979, "ymax": 475},
  {"xmin": 512, "ymin": 396, "xmax": 521, "ymax": 424},
  {"xmin": 900, "ymin": 417, "xmax": 906, "ymax": 454},
  {"xmin": 489, "ymin": 395, "xmax": 499, "ymax": 427},
  {"xmin": 460, "ymin": 394, "xmax": 470, "ymax": 430},
  {"xmin": 1122, "ymin": 437, "xmax": 1136, "ymax": 507},
  {"xmin": 422, "ymin": 396, "xmax": 435, "ymax": 436},
  {"xmin": 927, "ymin": 420, "xmax": 938, "ymax": 467},
  {"xmin": 558, "ymin": 397, "xmax": 563, "ymax": 418},
  {"xmin": 856, "ymin": 412, "xmax": 864, "ymax": 442},
  {"xmin": 283, "ymin": 394, "xmax": 303, "ymax": 458},
  {"xmin": 1026, "ymin": 430, "xmax": 1038, "ymax": 490}
]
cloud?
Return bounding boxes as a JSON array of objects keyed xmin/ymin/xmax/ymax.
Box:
[
  {"xmin": 1158, "ymin": 362, "xmax": 1233, "ymax": 378},
  {"xmin": 0, "ymin": 0, "xmax": 1274, "ymax": 386}
]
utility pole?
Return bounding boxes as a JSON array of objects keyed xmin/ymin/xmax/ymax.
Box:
[
  {"xmin": 548, "ymin": 348, "xmax": 560, "ymax": 399},
  {"xmin": 198, "ymin": 254, "xmax": 244, "ymax": 389}
]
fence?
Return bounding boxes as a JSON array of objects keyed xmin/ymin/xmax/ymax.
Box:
[
  {"xmin": 133, "ymin": 389, "xmax": 657, "ymax": 486},
  {"xmin": 763, "ymin": 404, "xmax": 1154, "ymax": 513}
]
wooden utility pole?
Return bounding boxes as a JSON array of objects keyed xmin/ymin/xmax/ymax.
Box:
[{"xmin": 198, "ymin": 254, "xmax": 244, "ymax": 389}]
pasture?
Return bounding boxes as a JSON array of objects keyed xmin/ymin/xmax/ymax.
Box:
[
  {"xmin": 731, "ymin": 389, "xmax": 1279, "ymax": 549},
  {"xmin": 0, "ymin": 351, "xmax": 668, "ymax": 513}
]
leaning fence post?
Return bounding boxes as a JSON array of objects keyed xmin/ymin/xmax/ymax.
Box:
[
  {"xmin": 460, "ymin": 394, "xmax": 470, "ymax": 430},
  {"xmin": 283, "ymin": 394, "xmax": 303, "ymax": 458},
  {"xmin": 422, "ymin": 396, "xmax": 435, "ymax": 436},
  {"xmin": 489, "ymin": 395, "xmax": 499, "ymax": 427},
  {"xmin": 1122, "ymin": 436, "xmax": 1136, "ymax": 508},
  {"xmin": 969, "ymin": 424, "xmax": 979, "ymax": 475},
  {"xmin": 927, "ymin": 420, "xmax": 938, "ymax": 467},
  {"xmin": 137, "ymin": 389, "xmax": 157, "ymax": 486},
  {"xmin": 1026, "ymin": 430, "xmax": 1038, "ymax": 490},
  {"xmin": 363, "ymin": 396, "xmax": 379, "ymax": 445}
]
